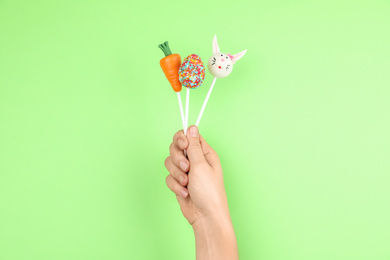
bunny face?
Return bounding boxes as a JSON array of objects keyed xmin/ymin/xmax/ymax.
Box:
[
  {"xmin": 207, "ymin": 35, "xmax": 247, "ymax": 78},
  {"xmin": 208, "ymin": 53, "xmax": 234, "ymax": 78}
]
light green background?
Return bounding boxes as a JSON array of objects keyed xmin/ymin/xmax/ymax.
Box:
[{"xmin": 0, "ymin": 0, "xmax": 389, "ymax": 259}]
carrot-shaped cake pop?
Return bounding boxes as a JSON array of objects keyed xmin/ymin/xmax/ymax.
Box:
[{"xmin": 158, "ymin": 41, "xmax": 185, "ymax": 130}]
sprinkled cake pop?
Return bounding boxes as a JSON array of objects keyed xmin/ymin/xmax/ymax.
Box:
[
  {"xmin": 179, "ymin": 54, "xmax": 206, "ymax": 89},
  {"xmin": 178, "ymin": 54, "xmax": 205, "ymax": 133}
]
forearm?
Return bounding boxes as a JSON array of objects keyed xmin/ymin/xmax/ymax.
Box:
[{"xmin": 192, "ymin": 212, "xmax": 239, "ymax": 260}]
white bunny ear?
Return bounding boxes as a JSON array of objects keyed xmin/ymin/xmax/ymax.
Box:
[
  {"xmin": 213, "ymin": 35, "xmax": 220, "ymax": 54},
  {"xmin": 232, "ymin": 49, "xmax": 247, "ymax": 63}
]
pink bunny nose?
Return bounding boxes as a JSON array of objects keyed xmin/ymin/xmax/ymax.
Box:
[{"xmin": 221, "ymin": 58, "xmax": 225, "ymax": 62}]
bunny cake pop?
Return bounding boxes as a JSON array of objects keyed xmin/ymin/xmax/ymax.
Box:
[
  {"xmin": 196, "ymin": 35, "xmax": 247, "ymax": 126},
  {"xmin": 179, "ymin": 54, "xmax": 206, "ymax": 134},
  {"xmin": 207, "ymin": 35, "xmax": 247, "ymax": 78}
]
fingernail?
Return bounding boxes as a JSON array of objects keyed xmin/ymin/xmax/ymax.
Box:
[
  {"xmin": 180, "ymin": 189, "xmax": 188, "ymax": 198},
  {"xmin": 189, "ymin": 126, "xmax": 198, "ymax": 137},
  {"xmin": 178, "ymin": 139, "xmax": 184, "ymax": 149},
  {"xmin": 180, "ymin": 161, "xmax": 188, "ymax": 171},
  {"xmin": 179, "ymin": 175, "xmax": 186, "ymax": 186}
]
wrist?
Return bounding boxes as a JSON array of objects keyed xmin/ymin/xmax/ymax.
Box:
[
  {"xmin": 192, "ymin": 210, "xmax": 238, "ymax": 260},
  {"xmin": 192, "ymin": 209, "xmax": 233, "ymax": 234}
]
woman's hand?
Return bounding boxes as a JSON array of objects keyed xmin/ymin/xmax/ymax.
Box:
[
  {"xmin": 164, "ymin": 125, "xmax": 239, "ymax": 260},
  {"xmin": 164, "ymin": 125, "xmax": 228, "ymax": 225}
]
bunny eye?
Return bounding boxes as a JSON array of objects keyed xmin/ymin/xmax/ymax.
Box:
[
  {"xmin": 220, "ymin": 54, "xmax": 223, "ymax": 56},
  {"xmin": 226, "ymin": 56, "xmax": 228, "ymax": 59}
]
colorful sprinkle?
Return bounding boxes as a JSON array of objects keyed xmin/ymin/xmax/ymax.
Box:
[{"xmin": 179, "ymin": 54, "xmax": 205, "ymax": 89}]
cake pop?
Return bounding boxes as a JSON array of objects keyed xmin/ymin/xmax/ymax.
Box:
[
  {"xmin": 158, "ymin": 41, "xmax": 185, "ymax": 131},
  {"xmin": 179, "ymin": 54, "xmax": 206, "ymax": 132},
  {"xmin": 196, "ymin": 35, "xmax": 247, "ymax": 126}
]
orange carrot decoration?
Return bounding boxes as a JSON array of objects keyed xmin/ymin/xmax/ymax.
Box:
[{"xmin": 158, "ymin": 41, "xmax": 182, "ymax": 92}]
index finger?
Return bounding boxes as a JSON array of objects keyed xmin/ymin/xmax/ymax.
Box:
[{"xmin": 173, "ymin": 130, "xmax": 189, "ymax": 151}]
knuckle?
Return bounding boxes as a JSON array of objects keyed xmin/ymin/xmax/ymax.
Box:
[
  {"xmin": 169, "ymin": 143, "xmax": 175, "ymax": 153},
  {"xmin": 164, "ymin": 156, "xmax": 171, "ymax": 168},
  {"xmin": 173, "ymin": 130, "xmax": 183, "ymax": 142},
  {"xmin": 171, "ymin": 151, "xmax": 184, "ymax": 165},
  {"xmin": 188, "ymin": 141, "xmax": 202, "ymax": 150},
  {"xmin": 174, "ymin": 138, "xmax": 185, "ymax": 150},
  {"xmin": 206, "ymin": 147, "xmax": 219, "ymax": 160},
  {"xmin": 172, "ymin": 152, "xmax": 181, "ymax": 165},
  {"xmin": 165, "ymin": 175, "xmax": 178, "ymax": 194}
]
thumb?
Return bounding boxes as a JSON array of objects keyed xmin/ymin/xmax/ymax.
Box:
[{"xmin": 186, "ymin": 126, "xmax": 206, "ymax": 165}]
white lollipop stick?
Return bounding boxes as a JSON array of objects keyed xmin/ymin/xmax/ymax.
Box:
[
  {"xmin": 185, "ymin": 87, "xmax": 190, "ymax": 134},
  {"xmin": 177, "ymin": 92, "xmax": 185, "ymax": 131},
  {"xmin": 196, "ymin": 77, "xmax": 217, "ymax": 126},
  {"xmin": 183, "ymin": 87, "xmax": 190, "ymax": 157}
]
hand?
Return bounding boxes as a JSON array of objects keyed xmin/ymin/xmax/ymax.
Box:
[
  {"xmin": 164, "ymin": 126, "xmax": 239, "ymax": 260},
  {"xmin": 164, "ymin": 125, "xmax": 228, "ymax": 225}
]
